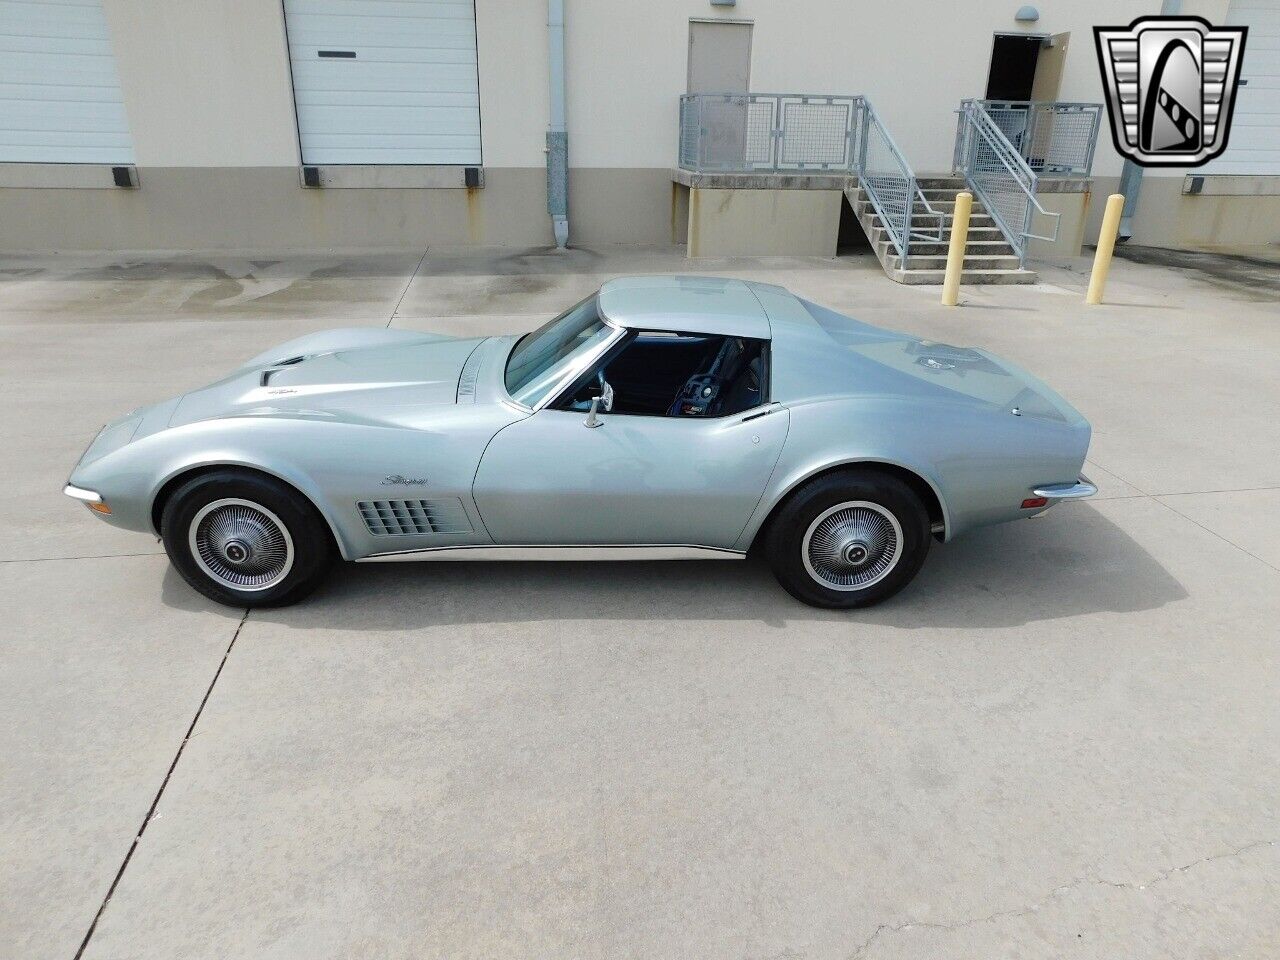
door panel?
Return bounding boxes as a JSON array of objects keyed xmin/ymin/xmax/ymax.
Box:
[
  {"xmin": 1030, "ymin": 33, "xmax": 1069, "ymax": 102},
  {"xmin": 687, "ymin": 21, "xmax": 752, "ymax": 93},
  {"xmin": 473, "ymin": 406, "xmax": 789, "ymax": 547}
]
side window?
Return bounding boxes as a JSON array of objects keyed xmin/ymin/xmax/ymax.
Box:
[{"xmin": 556, "ymin": 331, "xmax": 768, "ymax": 418}]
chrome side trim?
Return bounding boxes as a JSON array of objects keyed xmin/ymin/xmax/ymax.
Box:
[
  {"xmin": 1032, "ymin": 476, "xmax": 1098, "ymax": 500},
  {"xmin": 357, "ymin": 544, "xmax": 747, "ymax": 563},
  {"xmin": 63, "ymin": 484, "xmax": 103, "ymax": 504}
]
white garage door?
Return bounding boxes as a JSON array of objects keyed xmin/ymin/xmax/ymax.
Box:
[
  {"xmin": 0, "ymin": 0, "xmax": 134, "ymax": 163},
  {"xmin": 284, "ymin": 0, "xmax": 482, "ymax": 165},
  {"xmin": 1205, "ymin": 0, "xmax": 1280, "ymax": 174}
]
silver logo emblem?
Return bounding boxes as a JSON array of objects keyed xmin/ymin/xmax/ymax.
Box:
[
  {"xmin": 382, "ymin": 474, "xmax": 428, "ymax": 486},
  {"xmin": 1094, "ymin": 16, "xmax": 1247, "ymax": 167}
]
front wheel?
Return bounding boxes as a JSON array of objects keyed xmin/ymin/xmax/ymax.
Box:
[
  {"xmin": 765, "ymin": 470, "xmax": 931, "ymax": 609},
  {"xmin": 160, "ymin": 470, "xmax": 334, "ymax": 608}
]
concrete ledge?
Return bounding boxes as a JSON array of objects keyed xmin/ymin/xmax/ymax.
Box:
[
  {"xmin": 672, "ymin": 167, "xmax": 855, "ymax": 191},
  {"xmin": 1036, "ymin": 176, "xmax": 1093, "ymax": 194},
  {"xmin": 0, "ymin": 163, "xmax": 137, "ymax": 190},
  {"xmin": 1182, "ymin": 174, "xmax": 1280, "ymax": 197},
  {"xmin": 298, "ymin": 165, "xmax": 484, "ymax": 189}
]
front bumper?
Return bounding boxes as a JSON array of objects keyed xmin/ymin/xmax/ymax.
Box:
[
  {"xmin": 64, "ymin": 483, "xmax": 103, "ymax": 505},
  {"xmin": 1032, "ymin": 476, "xmax": 1098, "ymax": 500},
  {"xmin": 64, "ymin": 483, "xmax": 112, "ymax": 516}
]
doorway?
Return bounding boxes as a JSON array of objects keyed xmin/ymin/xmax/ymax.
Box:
[
  {"xmin": 687, "ymin": 20, "xmax": 752, "ymax": 93},
  {"xmin": 986, "ymin": 34, "xmax": 1042, "ymax": 100},
  {"xmin": 985, "ymin": 32, "xmax": 1068, "ymax": 101}
]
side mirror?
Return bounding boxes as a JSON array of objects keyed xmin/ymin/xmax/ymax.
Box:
[{"xmin": 583, "ymin": 378, "xmax": 614, "ymax": 412}]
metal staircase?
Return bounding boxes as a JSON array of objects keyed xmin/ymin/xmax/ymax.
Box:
[{"xmin": 847, "ymin": 178, "xmax": 1036, "ymax": 284}]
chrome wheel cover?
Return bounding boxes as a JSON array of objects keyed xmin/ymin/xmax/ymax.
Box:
[
  {"xmin": 802, "ymin": 500, "xmax": 903, "ymax": 591},
  {"xmin": 188, "ymin": 498, "xmax": 294, "ymax": 592}
]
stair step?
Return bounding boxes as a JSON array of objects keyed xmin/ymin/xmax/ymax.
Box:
[
  {"xmin": 886, "ymin": 255, "xmax": 1023, "ymax": 271},
  {"xmin": 923, "ymin": 200, "xmax": 994, "ymax": 214},
  {"xmin": 852, "ymin": 194, "xmax": 991, "ymax": 218},
  {"xmin": 869, "ymin": 226, "xmax": 1006, "ymax": 241},
  {"xmin": 899, "ymin": 241, "xmax": 1016, "ymax": 256},
  {"xmin": 919, "ymin": 188, "xmax": 983, "ymax": 199},
  {"xmin": 856, "ymin": 206, "xmax": 997, "ymax": 228},
  {"xmin": 914, "ymin": 177, "xmax": 970, "ymax": 189},
  {"xmin": 889, "ymin": 268, "xmax": 1039, "ymax": 286}
]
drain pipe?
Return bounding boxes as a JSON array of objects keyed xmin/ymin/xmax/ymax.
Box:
[
  {"xmin": 546, "ymin": 0, "xmax": 569, "ymax": 248},
  {"xmin": 1118, "ymin": 0, "xmax": 1181, "ymax": 239}
]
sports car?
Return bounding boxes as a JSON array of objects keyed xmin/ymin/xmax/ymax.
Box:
[{"xmin": 64, "ymin": 276, "xmax": 1095, "ymax": 609}]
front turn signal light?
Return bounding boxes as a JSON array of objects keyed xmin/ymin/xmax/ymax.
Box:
[{"xmin": 87, "ymin": 501, "xmax": 113, "ymax": 515}]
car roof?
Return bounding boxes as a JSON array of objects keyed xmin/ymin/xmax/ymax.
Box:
[{"xmin": 596, "ymin": 276, "xmax": 771, "ymax": 339}]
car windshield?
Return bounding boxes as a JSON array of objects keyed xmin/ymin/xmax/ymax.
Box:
[{"xmin": 504, "ymin": 296, "xmax": 613, "ymax": 407}]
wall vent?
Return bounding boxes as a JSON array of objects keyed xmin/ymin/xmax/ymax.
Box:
[{"xmin": 357, "ymin": 498, "xmax": 472, "ymax": 536}]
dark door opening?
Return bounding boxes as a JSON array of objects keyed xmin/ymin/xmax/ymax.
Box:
[
  {"xmin": 986, "ymin": 34, "xmax": 1041, "ymax": 100},
  {"xmin": 837, "ymin": 193, "xmax": 871, "ymax": 256}
]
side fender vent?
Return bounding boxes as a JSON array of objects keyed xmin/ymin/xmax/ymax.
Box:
[
  {"xmin": 456, "ymin": 346, "xmax": 483, "ymax": 402},
  {"xmin": 357, "ymin": 498, "xmax": 472, "ymax": 536}
]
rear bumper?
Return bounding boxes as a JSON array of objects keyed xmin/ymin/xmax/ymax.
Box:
[{"xmin": 1032, "ymin": 476, "xmax": 1098, "ymax": 500}]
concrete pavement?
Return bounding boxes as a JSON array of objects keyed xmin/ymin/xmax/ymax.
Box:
[{"xmin": 2, "ymin": 246, "xmax": 1278, "ymax": 959}]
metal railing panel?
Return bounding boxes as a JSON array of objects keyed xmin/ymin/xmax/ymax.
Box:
[
  {"xmin": 777, "ymin": 96, "xmax": 859, "ymax": 169},
  {"xmin": 677, "ymin": 92, "xmax": 865, "ymax": 174},
  {"xmin": 977, "ymin": 100, "xmax": 1102, "ymax": 177}
]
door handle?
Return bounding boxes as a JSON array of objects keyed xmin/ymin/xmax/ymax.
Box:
[{"xmin": 740, "ymin": 402, "xmax": 781, "ymax": 423}]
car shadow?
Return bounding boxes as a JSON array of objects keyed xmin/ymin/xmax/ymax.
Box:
[{"xmin": 224, "ymin": 504, "xmax": 1186, "ymax": 633}]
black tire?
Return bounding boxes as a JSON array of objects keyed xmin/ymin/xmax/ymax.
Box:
[
  {"xmin": 160, "ymin": 469, "xmax": 334, "ymax": 608},
  {"xmin": 765, "ymin": 469, "xmax": 931, "ymax": 609}
]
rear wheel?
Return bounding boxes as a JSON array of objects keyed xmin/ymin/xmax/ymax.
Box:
[
  {"xmin": 766, "ymin": 469, "xmax": 931, "ymax": 609},
  {"xmin": 161, "ymin": 470, "xmax": 334, "ymax": 608}
]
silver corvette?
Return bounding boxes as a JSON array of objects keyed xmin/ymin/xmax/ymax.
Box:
[{"xmin": 65, "ymin": 276, "xmax": 1095, "ymax": 609}]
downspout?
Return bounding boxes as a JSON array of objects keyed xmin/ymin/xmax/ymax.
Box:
[
  {"xmin": 547, "ymin": 0, "xmax": 569, "ymax": 248},
  {"xmin": 1118, "ymin": 0, "xmax": 1181, "ymax": 239}
]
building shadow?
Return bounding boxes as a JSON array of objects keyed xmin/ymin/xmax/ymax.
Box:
[{"xmin": 222, "ymin": 504, "xmax": 1186, "ymax": 634}]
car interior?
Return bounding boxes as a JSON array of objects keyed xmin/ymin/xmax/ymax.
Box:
[{"xmin": 557, "ymin": 331, "xmax": 768, "ymax": 418}]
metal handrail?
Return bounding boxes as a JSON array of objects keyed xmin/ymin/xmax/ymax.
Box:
[
  {"xmin": 955, "ymin": 99, "xmax": 1060, "ymax": 266},
  {"xmin": 857, "ymin": 98, "xmax": 946, "ymax": 268}
]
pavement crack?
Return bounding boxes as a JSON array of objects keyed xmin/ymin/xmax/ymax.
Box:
[
  {"xmin": 387, "ymin": 248, "xmax": 429, "ymax": 327},
  {"xmin": 72, "ymin": 608, "xmax": 250, "ymax": 960},
  {"xmin": 846, "ymin": 840, "xmax": 1277, "ymax": 959}
]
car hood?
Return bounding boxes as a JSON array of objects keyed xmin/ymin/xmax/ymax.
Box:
[{"xmin": 169, "ymin": 332, "xmax": 488, "ymax": 429}]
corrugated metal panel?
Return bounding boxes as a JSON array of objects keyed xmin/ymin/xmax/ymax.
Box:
[
  {"xmin": 1205, "ymin": 0, "xmax": 1280, "ymax": 175},
  {"xmin": 0, "ymin": 0, "xmax": 134, "ymax": 163},
  {"xmin": 284, "ymin": 0, "xmax": 481, "ymax": 165}
]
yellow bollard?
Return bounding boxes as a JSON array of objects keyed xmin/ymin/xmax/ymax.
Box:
[
  {"xmin": 941, "ymin": 192, "xmax": 973, "ymax": 306},
  {"xmin": 1086, "ymin": 193, "xmax": 1125, "ymax": 305}
]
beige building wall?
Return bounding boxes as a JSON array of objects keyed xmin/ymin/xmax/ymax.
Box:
[{"xmin": 2, "ymin": 0, "xmax": 1268, "ymax": 253}]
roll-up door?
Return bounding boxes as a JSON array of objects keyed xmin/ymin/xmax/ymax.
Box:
[
  {"xmin": 284, "ymin": 0, "xmax": 482, "ymax": 165},
  {"xmin": 1205, "ymin": 0, "xmax": 1280, "ymax": 174},
  {"xmin": 0, "ymin": 0, "xmax": 134, "ymax": 163}
]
